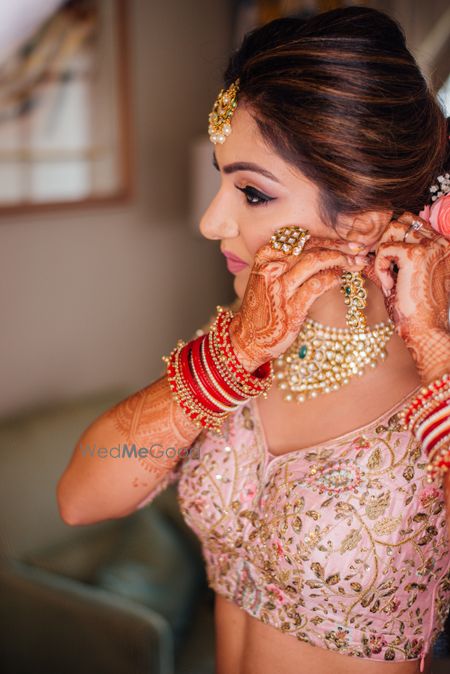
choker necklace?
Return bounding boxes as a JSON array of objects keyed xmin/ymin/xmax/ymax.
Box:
[{"xmin": 273, "ymin": 316, "xmax": 395, "ymax": 403}]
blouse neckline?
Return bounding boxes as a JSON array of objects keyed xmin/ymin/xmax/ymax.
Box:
[{"xmin": 250, "ymin": 383, "xmax": 422, "ymax": 464}]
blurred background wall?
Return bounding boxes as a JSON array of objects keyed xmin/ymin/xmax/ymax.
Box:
[
  {"xmin": 0, "ymin": 0, "xmax": 448, "ymax": 419},
  {"xmin": 0, "ymin": 0, "xmax": 233, "ymax": 419}
]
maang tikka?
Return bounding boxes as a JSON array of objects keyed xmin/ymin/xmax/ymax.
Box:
[
  {"xmin": 270, "ymin": 226, "xmax": 395, "ymax": 403},
  {"xmin": 208, "ymin": 78, "xmax": 240, "ymax": 145}
]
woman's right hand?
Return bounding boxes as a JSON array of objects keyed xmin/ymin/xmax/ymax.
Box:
[{"xmin": 228, "ymin": 232, "xmax": 369, "ymax": 372}]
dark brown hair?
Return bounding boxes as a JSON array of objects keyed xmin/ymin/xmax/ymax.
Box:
[{"xmin": 224, "ymin": 6, "xmax": 450, "ymax": 229}]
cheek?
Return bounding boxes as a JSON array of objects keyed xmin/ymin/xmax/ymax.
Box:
[{"xmin": 241, "ymin": 226, "xmax": 273, "ymax": 260}]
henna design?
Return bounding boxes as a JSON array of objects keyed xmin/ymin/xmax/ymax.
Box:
[
  {"xmin": 229, "ymin": 236, "xmax": 365, "ymax": 371},
  {"xmin": 103, "ymin": 375, "xmax": 201, "ymax": 475},
  {"xmin": 100, "ymin": 305, "xmax": 239, "ymax": 483},
  {"xmin": 370, "ymin": 212, "xmax": 450, "ymax": 385},
  {"xmin": 445, "ymin": 471, "xmax": 450, "ymax": 542},
  {"xmin": 403, "ymin": 327, "xmax": 450, "ymax": 384}
]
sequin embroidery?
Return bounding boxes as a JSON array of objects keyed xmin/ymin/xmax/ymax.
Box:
[{"xmin": 145, "ymin": 389, "xmax": 450, "ymax": 667}]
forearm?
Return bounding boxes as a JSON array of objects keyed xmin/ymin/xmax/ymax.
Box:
[
  {"xmin": 444, "ymin": 471, "xmax": 450, "ymax": 544},
  {"xmin": 57, "ymin": 373, "xmax": 202, "ymax": 525},
  {"xmin": 411, "ymin": 327, "xmax": 450, "ymax": 386},
  {"xmin": 413, "ymin": 327, "xmax": 450, "ymax": 541}
]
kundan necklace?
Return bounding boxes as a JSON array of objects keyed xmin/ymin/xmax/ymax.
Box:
[
  {"xmin": 273, "ymin": 316, "xmax": 395, "ymax": 403},
  {"xmin": 267, "ymin": 227, "xmax": 396, "ymax": 403}
]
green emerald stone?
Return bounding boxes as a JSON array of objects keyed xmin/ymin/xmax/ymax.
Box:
[
  {"xmin": 345, "ymin": 286, "xmax": 351, "ymax": 295},
  {"xmin": 298, "ymin": 344, "xmax": 308, "ymax": 359}
]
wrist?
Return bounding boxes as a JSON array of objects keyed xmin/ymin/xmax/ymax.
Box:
[{"xmin": 228, "ymin": 316, "xmax": 264, "ymax": 374}]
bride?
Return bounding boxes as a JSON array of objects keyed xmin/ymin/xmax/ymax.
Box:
[{"xmin": 58, "ymin": 7, "xmax": 450, "ymax": 674}]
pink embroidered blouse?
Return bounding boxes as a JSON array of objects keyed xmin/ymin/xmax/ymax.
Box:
[{"xmin": 137, "ymin": 386, "xmax": 450, "ymax": 672}]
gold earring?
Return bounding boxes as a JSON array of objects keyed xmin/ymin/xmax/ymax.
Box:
[{"xmin": 340, "ymin": 271, "xmax": 367, "ymax": 332}]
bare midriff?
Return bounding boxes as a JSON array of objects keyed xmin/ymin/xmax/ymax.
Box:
[{"xmin": 214, "ymin": 594, "xmax": 433, "ymax": 674}]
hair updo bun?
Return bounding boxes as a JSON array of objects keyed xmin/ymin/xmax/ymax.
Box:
[{"xmin": 224, "ymin": 6, "xmax": 448, "ymax": 228}]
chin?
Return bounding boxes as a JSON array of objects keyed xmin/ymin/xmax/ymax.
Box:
[{"xmin": 233, "ymin": 268, "xmax": 250, "ymax": 299}]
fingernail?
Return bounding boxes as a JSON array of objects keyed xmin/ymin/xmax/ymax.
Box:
[
  {"xmin": 348, "ymin": 242, "xmax": 365, "ymax": 251},
  {"xmin": 355, "ymin": 255, "xmax": 369, "ymax": 264},
  {"xmin": 382, "ymin": 287, "xmax": 391, "ymax": 297}
]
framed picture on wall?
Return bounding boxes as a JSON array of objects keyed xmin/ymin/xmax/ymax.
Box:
[{"xmin": 0, "ymin": 0, "xmax": 132, "ymax": 213}]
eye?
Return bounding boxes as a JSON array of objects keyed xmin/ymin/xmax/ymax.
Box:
[{"xmin": 236, "ymin": 185, "xmax": 275, "ymax": 207}]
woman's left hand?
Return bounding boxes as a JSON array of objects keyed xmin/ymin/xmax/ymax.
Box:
[{"xmin": 364, "ymin": 210, "xmax": 450, "ymax": 385}]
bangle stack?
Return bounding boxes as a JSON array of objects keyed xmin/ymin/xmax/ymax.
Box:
[
  {"xmin": 162, "ymin": 305, "xmax": 274, "ymax": 435},
  {"xmin": 399, "ymin": 373, "xmax": 450, "ymax": 483}
]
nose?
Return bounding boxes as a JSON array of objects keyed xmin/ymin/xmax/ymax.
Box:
[{"xmin": 199, "ymin": 189, "xmax": 239, "ymax": 241}]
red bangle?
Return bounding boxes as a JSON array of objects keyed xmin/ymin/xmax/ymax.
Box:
[
  {"xmin": 179, "ymin": 342, "xmax": 223, "ymax": 414},
  {"xmin": 423, "ymin": 422, "xmax": 450, "ymax": 456},
  {"xmin": 200, "ymin": 333, "xmax": 248, "ymax": 403},
  {"xmin": 413, "ymin": 398, "xmax": 450, "ymax": 435},
  {"xmin": 167, "ymin": 347, "xmax": 201, "ymax": 422},
  {"xmin": 190, "ymin": 335, "xmax": 238, "ymax": 409},
  {"xmin": 418, "ymin": 410, "xmax": 450, "ymax": 444},
  {"xmin": 202, "ymin": 331, "xmax": 249, "ymax": 401},
  {"xmin": 404, "ymin": 376, "xmax": 450, "ymax": 427}
]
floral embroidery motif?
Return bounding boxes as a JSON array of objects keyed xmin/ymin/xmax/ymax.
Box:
[
  {"xmin": 351, "ymin": 435, "xmax": 371, "ymax": 450},
  {"xmin": 173, "ymin": 395, "xmax": 450, "ymax": 665},
  {"xmin": 303, "ymin": 461, "xmax": 363, "ymax": 495}
]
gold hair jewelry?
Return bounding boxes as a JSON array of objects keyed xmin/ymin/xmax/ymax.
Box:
[
  {"xmin": 273, "ymin": 316, "xmax": 395, "ymax": 403},
  {"xmin": 270, "ymin": 226, "xmax": 311, "ymax": 255},
  {"xmin": 208, "ymin": 78, "xmax": 240, "ymax": 145}
]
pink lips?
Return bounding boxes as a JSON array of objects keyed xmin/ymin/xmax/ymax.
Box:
[{"xmin": 222, "ymin": 251, "xmax": 249, "ymax": 274}]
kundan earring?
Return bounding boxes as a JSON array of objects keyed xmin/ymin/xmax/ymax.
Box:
[{"xmin": 340, "ymin": 271, "xmax": 368, "ymax": 332}]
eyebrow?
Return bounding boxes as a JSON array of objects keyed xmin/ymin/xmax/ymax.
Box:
[{"xmin": 212, "ymin": 151, "xmax": 281, "ymax": 184}]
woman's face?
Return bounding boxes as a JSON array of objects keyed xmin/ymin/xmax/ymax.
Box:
[{"xmin": 199, "ymin": 104, "xmax": 353, "ymax": 299}]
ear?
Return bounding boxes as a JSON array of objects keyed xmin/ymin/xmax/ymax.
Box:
[{"xmin": 335, "ymin": 210, "xmax": 394, "ymax": 248}]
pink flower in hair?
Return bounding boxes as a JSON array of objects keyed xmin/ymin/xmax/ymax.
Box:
[{"xmin": 419, "ymin": 193, "xmax": 450, "ymax": 239}]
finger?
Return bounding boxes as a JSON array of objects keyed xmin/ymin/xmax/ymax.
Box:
[
  {"xmin": 377, "ymin": 217, "xmax": 419, "ymax": 248},
  {"xmin": 302, "ymin": 234, "xmax": 368, "ymax": 256},
  {"xmin": 254, "ymin": 235, "xmax": 367, "ymax": 275},
  {"xmin": 380, "ymin": 219, "xmax": 402, "ymax": 244},
  {"xmin": 376, "ymin": 213, "xmax": 440, "ymax": 252},
  {"xmin": 362, "ymin": 254, "xmax": 382, "ymax": 290},
  {"xmin": 282, "ymin": 248, "xmax": 368, "ymax": 297},
  {"xmin": 395, "ymin": 211, "xmax": 441, "ymax": 242},
  {"xmin": 373, "ymin": 242, "xmax": 411, "ymax": 294},
  {"xmin": 291, "ymin": 268, "xmax": 342, "ymax": 314},
  {"xmin": 253, "ymin": 240, "xmax": 301, "ymax": 277}
]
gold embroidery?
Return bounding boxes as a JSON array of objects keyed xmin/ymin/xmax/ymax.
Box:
[
  {"xmin": 175, "ymin": 397, "xmax": 450, "ymax": 664},
  {"xmin": 365, "ymin": 492, "xmax": 391, "ymax": 520},
  {"xmin": 340, "ymin": 529, "xmax": 363, "ymax": 553},
  {"xmin": 367, "ymin": 446, "xmax": 382, "ymax": 469},
  {"xmin": 373, "ymin": 516, "xmax": 402, "ymax": 536}
]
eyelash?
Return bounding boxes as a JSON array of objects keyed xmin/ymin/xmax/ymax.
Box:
[{"xmin": 236, "ymin": 185, "xmax": 274, "ymax": 207}]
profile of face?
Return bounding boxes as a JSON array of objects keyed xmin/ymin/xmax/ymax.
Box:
[{"xmin": 199, "ymin": 103, "xmax": 380, "ymax": 299}]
